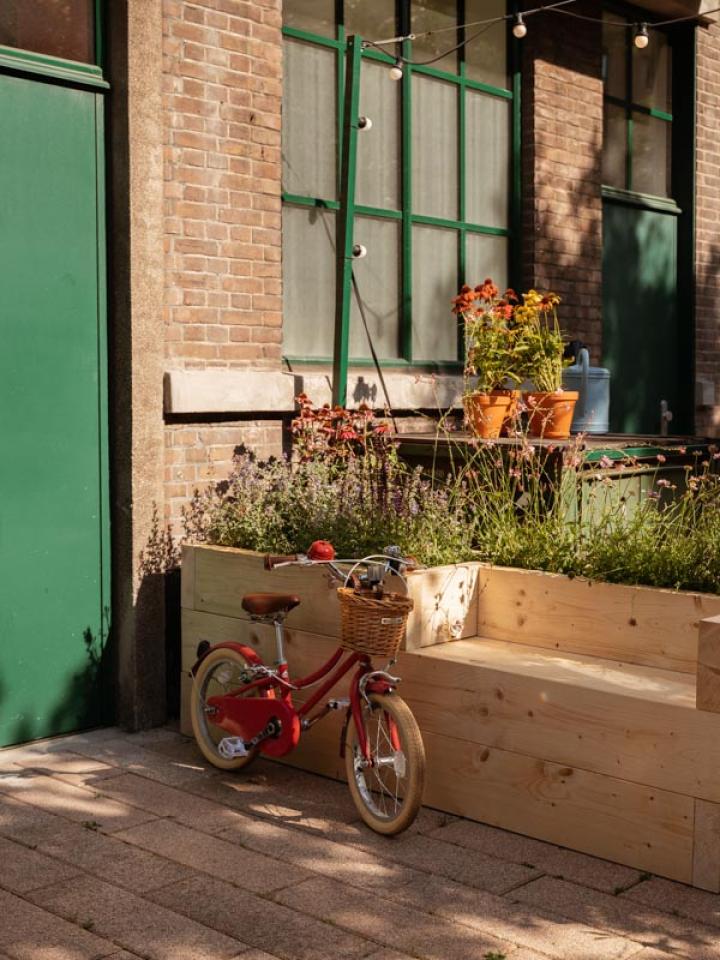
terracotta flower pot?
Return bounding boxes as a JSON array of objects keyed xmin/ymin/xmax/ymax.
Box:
[
  {"xmin": 494, "ymin": 388, "xmax": 522, "ymax": 437},
  {"xmin": 524, "ymin": 390, "xmax": 579, "ymax": 440},
  {"xmin": 464, "ymin": 392, "xmax": 512, "ymax": 440}
]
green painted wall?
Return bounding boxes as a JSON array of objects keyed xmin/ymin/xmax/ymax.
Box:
[{"xmin": 0, "ymin": 73, "xmax": 109, "ymax": 746}]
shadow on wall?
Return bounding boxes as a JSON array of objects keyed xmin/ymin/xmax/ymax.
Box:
[{"xmin": 522, "ymin": 7, "xmax": 720, "ymax": 436}]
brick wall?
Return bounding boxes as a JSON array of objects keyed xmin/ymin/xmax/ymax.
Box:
[
  {"xmin": 695, "ymin": 21, "xmax": 720, "ymax": 434},
  {"xmin": 162, "ymin": 0, "xmax": 283, "ymax": 369},
  {"xmin": 161, "ymin": 0, "xmax": 285, "ymax": 524},
  {"xmin": 521, "ymin": 4, "xmax": 604, "ymax": 362},
  {"xmin": 165, "ymin": 420, "xmax": 284, "ymax": 525}
]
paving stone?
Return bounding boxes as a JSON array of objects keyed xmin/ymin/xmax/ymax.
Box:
[
  {"xmin": 63, "ymin": 735, "xmax": 218, "ymax": 789},
  {"xmin": 190, "ymin": 766, "xmax": 361, "ymax": 832},
  {"xmin": 512, "ymin": 876, "xmax": 720, "ymax": 959},
  {"xmin": 116, "ymin": 817, "xmax": 310, "ymax": 894},
  {"xmin": 101, "ymin": 954, "xmax": 146, "ymax": 960},
  {"xmin": 0, "ymin": 834, "xmax": 80, "ymax": 893},
  {"xmin": 11, "ymin": 749, "xmax": 116, "ymax": 784},
  {"xmin": 274, "ymin": 875, "xmax": 515, "ymax": 960},
  {"xmin": 0, "ymin": 792, "xmax": 65, "ymax": 844},
  {"xmin": 238, "ymin": 953, "xmax": 284, "ymax": 960},
  {"xmin": 362, "ymin": 952, "xmax": 419, "ymax": 960},
  {"xmin": 0, "ymin": 770, "xmax": 158, "ymax": 832},
  {"xmin": 149, "ymin": 873, "xmax": 371, "ymax": 960},
  {"xmin": 0, "ymin": 887, "xmax": 118, "ymax": 960},
  {"xmin": 332, "ymin": 821, "xmax": 541, "ymax": 895},
  {"xmin": 432, "ymin": 819, "xmax": 643, "ymax": 893},
  {"xmin": 623, "ymin": 876, "xmax": 720, "ymax": 929},
  {"xmin": 27, "ymin": 874, "xmax": 245, "ymax": 960},
  {"xmin": 35, "ymin": 815, "xmax": 196, "ymax": 893},
  {"xmin": 390, "ymin": 872, "xmax": 638, "ymax": 960},
  {"xmin": 94, "ymin": 772, "xmax": 245, "ymax": 833},
  {"xmin": 218, "ymin": 807, "xmax": 421, "ymax": 893}
]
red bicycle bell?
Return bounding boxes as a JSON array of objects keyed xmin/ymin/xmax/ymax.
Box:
[{"xmin": 307, "ymin": 540, "xmax": 336, "ymax": 561}]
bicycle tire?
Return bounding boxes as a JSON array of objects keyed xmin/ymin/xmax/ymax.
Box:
[
  {"xmin": 344, "ymin": 692, "xmax": 425, "ymax": 835},
  {"xmin": 191, "ymin": 647, "xmax": 263, "ymax": 771}
]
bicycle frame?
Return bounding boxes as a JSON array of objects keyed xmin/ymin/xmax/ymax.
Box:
[{"xmin": 194, "ymin": 640, "xmax": 396, "ymax": 762}]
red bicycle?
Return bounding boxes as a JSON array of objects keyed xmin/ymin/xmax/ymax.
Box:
[{"xmin": 190, "ymin": 551, "xmax": 426, "ymax": 835}]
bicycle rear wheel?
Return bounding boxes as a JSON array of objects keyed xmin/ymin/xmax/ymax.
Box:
[
  {"xmin": 344, "ymin": 692, "xmax": 425, "ymax": 835},
  {"xmin": 191, "ymin": 647, "xmax": 262, "ymax": 771}
]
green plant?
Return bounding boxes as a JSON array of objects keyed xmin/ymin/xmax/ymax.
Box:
[
  {"xmin": 290, "ymin": 394, "xmax": 391, "ymax": 463},
  {"xmin": 138, "ymin": 504, "xmax": 180, "ymax": 575},
  {"xmin": 514, "ymin": 289, "xmax": 569, "ymax": 392},
  {"xmin": 453, "ymin": 279, "xmax": 520, "ymax": 395}
]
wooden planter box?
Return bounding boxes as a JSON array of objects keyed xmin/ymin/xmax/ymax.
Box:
[{"xmin": 181, "ymin": 543, "xmax": 720, "ymax": 891}]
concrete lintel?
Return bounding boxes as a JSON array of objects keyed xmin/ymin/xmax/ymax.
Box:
[{"xmin": 164, "ymin": 368, "xmax": 464, "ymax": 415}]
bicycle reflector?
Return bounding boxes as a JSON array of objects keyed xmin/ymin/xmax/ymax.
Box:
[{"xmin": 307, "ymin": 540, "xmax": 336, "ymax": 561}]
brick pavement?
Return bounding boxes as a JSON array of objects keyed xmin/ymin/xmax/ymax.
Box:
[{"xmin": 0, "ymin": 727, "xmax": 718, "ymax": 960}]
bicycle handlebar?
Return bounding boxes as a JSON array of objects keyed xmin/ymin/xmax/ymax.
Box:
[{"xmin": 264, "ymin": 553, "xmax": 299, "ymax": 570}]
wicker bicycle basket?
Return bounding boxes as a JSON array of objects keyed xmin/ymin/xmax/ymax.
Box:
[{"xmin": 337, "ymin": 587, "xmax": 414, "ymax": 658}]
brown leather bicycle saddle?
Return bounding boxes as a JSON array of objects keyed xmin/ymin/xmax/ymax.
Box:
[{"xmin": 242, "ymin": 593, "xmax": 301, "ymax": 617}]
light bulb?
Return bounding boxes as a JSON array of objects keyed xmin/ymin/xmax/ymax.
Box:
[
  {"xmin": 389, "ymin": 62, "xmax": 403, "ymax": 81},
  {"xmin": 512, "ymin": 14, "xmax": 527, "ymax": 39},
  {"xmin": 634, "ymin": 23, "xmax": 649, "ymax": 49}
]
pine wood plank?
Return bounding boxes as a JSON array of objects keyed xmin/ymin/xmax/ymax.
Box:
[
  {"xmin": 692, "ymin": 800, "xmax": 720, "ymax": 892},
  {"xmin": 180, "ymin": 543, "xmax": 196, "ymax": 609},
  {"xmin": 187, "ymin": 544, "xmax": 479, "ymax": 648},
  {"xmin": 477, "ymin": 565, "xmax": 720, "ymax": 673},
  {"xmin": 421, "ymin": 732, "xmax": 694, "ymax": 884},
  {"xmin": 181, "ymin": 612, "xmax": 720, "ymax": 803},
  {"xmin": 697, "ymin": 615, "xmax": 720, "ymax": 713}
]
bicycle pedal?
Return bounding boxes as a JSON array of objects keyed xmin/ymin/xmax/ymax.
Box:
[
  {"xmin": 328, "ymin": 698, "xmax": 350, "ymax": 711},
  {"xmin": 218, "ymin": 736, "xmax": 249, "ymax": 759}
]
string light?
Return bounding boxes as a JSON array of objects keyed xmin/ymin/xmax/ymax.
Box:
[
  {"xmin": 367, "ymin": 0, "xmax": 720, "ymax": 77},
  {"xmin": 512, "ymin": 14, "xmax": 528, "ymax": 39},
  {"xmin": 634, "ymin": 22, "xmax": 650, "ymax": 49}
]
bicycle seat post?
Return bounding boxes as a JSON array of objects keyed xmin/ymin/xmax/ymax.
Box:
[{"xmin": 273, "ymin": 615, "xmax": 287, "ymax": 668}]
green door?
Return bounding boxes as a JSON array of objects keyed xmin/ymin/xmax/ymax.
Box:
[
  {"xmin": 602, "ymin": 197, "xmax": 681, "ymax": 434},
  {"xmin": 0, "ymin": 72, "xmax": 109, "ymax": 746}
]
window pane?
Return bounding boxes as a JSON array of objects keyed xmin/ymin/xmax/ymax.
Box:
[
  {"xmin": 633, "ymin": 32, "xmax": 671, "ymax": 113},
  {"xmin": 602, "ymin": 12, "xmax": 628, "ymax": 101},
  {"xmin": 0, "ymin": 0, "xmax": 94, "ymax": 64},
  {"xmin": 412, "ymin": 75, "xmax": 458, "ymax": 219},
  {"xmin": 357, "ymin": 59, "xmax": 401, "ymax": 210},
  {"xmin": 603, "ymin": 103, "xmax": 627, "ymax": 189},
  {"xmin": 345, "ymin": 1, "xmax": 396, "ymax": 41},
  {"xmin": 283, "ymin": 206, "xmax": 336, "ymax": 357},
  {"xmin": 464, "ymin": 0, "xmax": 507, "ymax": 89},
  {"xmin": 282, "ymin": 40, "xmax": 337, "ymax": 200},
  {"xmin": 412, "ymin": 226, "xmax": 459, "ymax": 361},
  {"xmin": 633, "ymin": 114, "xmax": 671, "ymax": 198},
  {"xmin": 350, "ymin": 218, "xmax": 402, "ymax": 359},
  {"xmin": 465, "ymin": 233, "xmax": 508, "ymax": 295},
  {"xmin": 466, "ymin": 91, "xmax": 510, "ymax": 228},
  {"xmin": 411, "ymin": 0, "xmax": 458, "ymax": 75},
  {"xmin": 283, "ymin": 0, "xmax": 336, "ymax": 38}
]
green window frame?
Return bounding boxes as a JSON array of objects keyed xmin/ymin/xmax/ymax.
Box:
[
  {"xmin": 282, "ymin": 1, "xmax": 521, "ymax": 369},
  {"xmin": 602, "ymin": 7, "xmax": 673, "ymax": 200}
]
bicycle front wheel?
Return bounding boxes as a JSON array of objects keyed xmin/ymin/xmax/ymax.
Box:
[{"xmin": 344, "ymin": 692, "xmax": 425, "ymax": 835}]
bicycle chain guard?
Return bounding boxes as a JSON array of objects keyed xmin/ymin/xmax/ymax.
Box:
[{"xmin": 207, "ymin": 694, "xmax": 300, "ymax": 758}]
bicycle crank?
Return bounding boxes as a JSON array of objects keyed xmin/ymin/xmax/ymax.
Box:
[{"xmin": 218, "ymin": 718, "xmax": 281, "ymax": 759}]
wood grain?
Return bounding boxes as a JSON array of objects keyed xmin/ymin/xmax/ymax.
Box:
[
  {"xmin": 693, "ymin": 799, "xmax": 720, "ymax": 892},
  {"xmin": 477, "ymin": 565, "xmax": 720, "ymax": 672}
]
